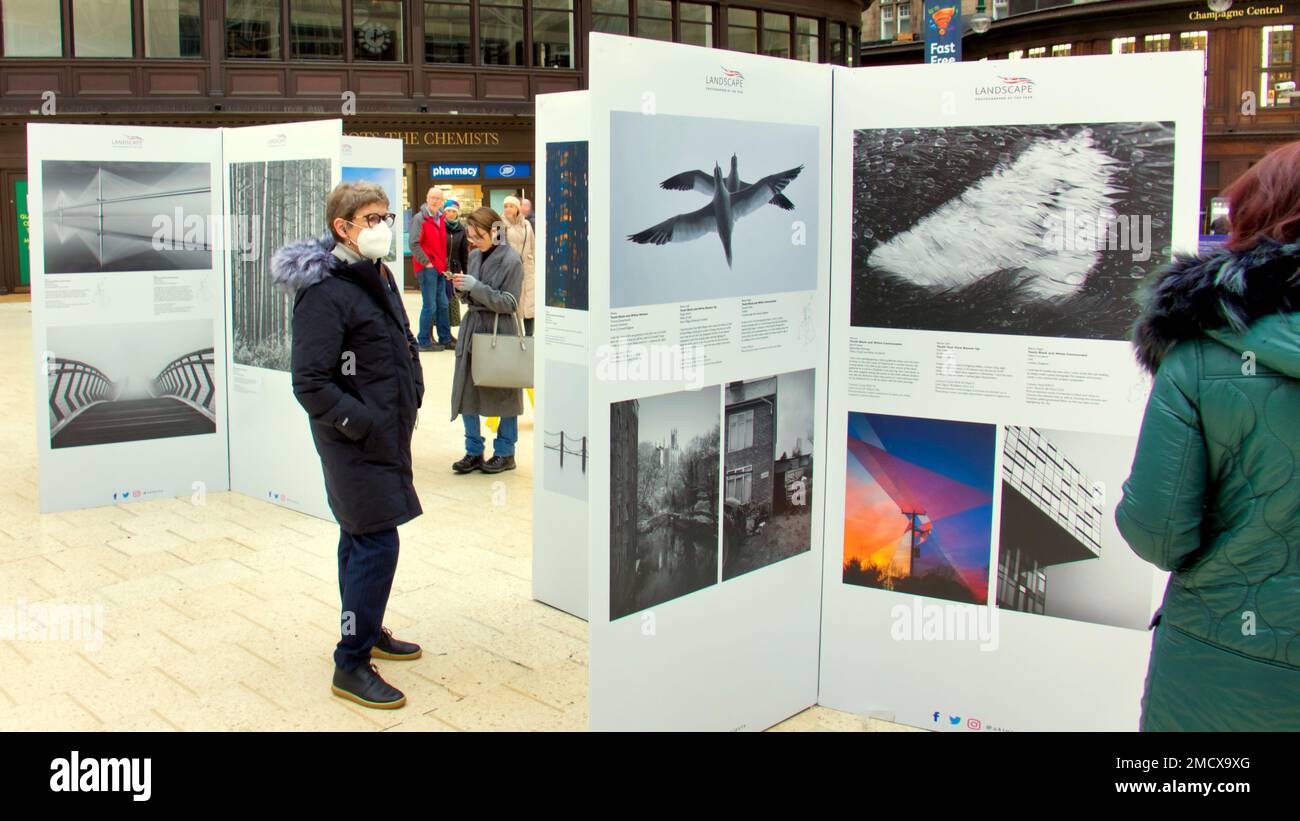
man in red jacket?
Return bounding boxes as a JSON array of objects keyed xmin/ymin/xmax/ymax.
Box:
[{"xmin": 409, "ymin": 186, "xmax": 451, "ymax": 351}]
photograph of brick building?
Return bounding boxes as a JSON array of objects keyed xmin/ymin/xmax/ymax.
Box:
[{"xmin": 723, "ymin": 368, "xmax": 814, "ymax": 580}]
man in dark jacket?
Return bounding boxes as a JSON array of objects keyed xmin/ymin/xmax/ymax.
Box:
[{"xmin": 271, "ymin": 182, "xmax": 424, "ymax": 710}]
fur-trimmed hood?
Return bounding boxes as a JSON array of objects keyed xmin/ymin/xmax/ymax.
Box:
[
  {"xmin": 1133, "ymin": 238, "xmax": 1300, "ymax": 376},
  {"xmin": 270, "ymin": 233, "xmax": 345, "ymax": 293}
]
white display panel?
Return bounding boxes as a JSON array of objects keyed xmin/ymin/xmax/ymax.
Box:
[
  {"xmin": 533, "ymin": 91, "xmax": 592, "ymax": 620},
  {"xmin": 819, "ymin": 54, "xmax": 1203, "ymax": 731},
  {"xmin": 586, "ymin": 34, "xmax": 832, "ymax": 730},
  {"xmin": 223, "ymin": 120, "xmax": 342, "ymax": 522},
  {"xmin": 341, "ymin": 135, "xmax": 405, "ymax": 275},
  {"xmin": 29, "ymin": 123, "xmax": 230, "ymax": 513}
]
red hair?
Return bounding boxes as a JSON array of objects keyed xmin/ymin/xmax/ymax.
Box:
[{"xmin": 1222, "ymin": 139, "xmax": 1300, "ymax": 251}]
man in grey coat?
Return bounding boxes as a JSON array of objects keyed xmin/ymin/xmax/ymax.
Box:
[{"xmin": 450, "ymin": 207, "xmax": 526, "ymax": 475}]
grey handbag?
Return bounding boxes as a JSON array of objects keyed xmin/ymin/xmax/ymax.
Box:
[{"xmin": 471, "ymin": 309, "xmax": 534, "ymax": 389}]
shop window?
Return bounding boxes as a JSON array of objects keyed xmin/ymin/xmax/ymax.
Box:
[
  {"xmin": 1007, "ymin": 49, "xmax": 1023, "ymax": 59},
  {"xmin": 637, "ymin": 0, "xmax": 672, "ymax": 42},
  {"xmin": 144, "ymin": 0, "xmax": 203, "ymax": 57},
  {"xmin": 680, "ymin": 2, "xmax": 713, "ymax": 47},
  {"xmin": 1050, "ymin": 43, "xmax": 1070, "ymax": 57},
  {"xmin": 728, "ymin": 7, "xmax": 757, "ymax": 53},
  {"xmin": 1261, "ymin": 25, "xmax": 1295, "ymax": 107},
  {"xmin": 424, "ymin": 0, "xmax": 470, "ymax": 63},
  {"xmin": 592, "ymin": 0, "xmax": 629, "ymax": 35},
  {"xmin": 1111, "ymin": 36, "xmax": 1135, "ymax": 55},
  {"xmin": 289, "ymin": 0, "xmax": 343, "ymax": 59},
  {"xmin": 795, "ymin": 16, "xmax": 818, "ymax": 62},
  {"xmin": 762, "ymin": 11, "xmax": 789, "ymax": 58},
  {"xmin": 849, "ymin": 26, "xmax": 857, "ymax": 66},
  {"xmin": 480, "ymin": 0, "xmax": 524, "ymax": 65},
  {"xmin": 226, "ymin": 0, "xmax": 280, "ymax": 57},
  {"xmin": 2, "ymin": 0, "xmax": 62, "ymax": 56},
  {"xmin": 73, "ymin": 0, "xmax": 133, "ymax": 57},
  {"xmin": 1144, "ymin": 33, "xmax": 1171, "ymax": 53},
  {"xmin": 1180, "ymin": 30, "xmax": 1208, "ymax": 106},
  {"xmin": 533, "ymin": 0, "xmax": 574, "ymax": 67},
  {"xmin": 1027, "ymin": 46, "xmax": 1045, "ymax": 58},
  {"xmin": 829, "ymin": 20, "xmax": 845, "ymax": 64},
  {"xmin": 353, "ymin": 0, "xmax": 403, "ymax": 61}
]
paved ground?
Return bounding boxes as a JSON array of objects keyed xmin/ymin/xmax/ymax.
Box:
[{"xmin": 0, "ymin": 294, "xmax": 921, "ymax": 733}]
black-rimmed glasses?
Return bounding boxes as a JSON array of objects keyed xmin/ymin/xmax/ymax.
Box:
[{"xmin": 352, "ymin": 212, "xmax": 397, "ymax": 229}]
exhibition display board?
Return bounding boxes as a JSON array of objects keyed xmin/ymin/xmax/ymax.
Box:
[
  {"xmin": 532, "ymin": 91, "xmax": 592, "ymax": 620},
  {"xmin": 818, "ymin": 54, "xmax": 1204, "ymax": 732},
  {"xmin": 223, "ymin": 121, "xmax": 342, "ymax": 521},
  {"xmin": 29, "ymin": 124, "xmax": 230, "ymax": 513},
  {"xmin": 530, "ymin": 36, "xmax": 1205, "ymax": 730},
  {"xmin": 583, "ymin": 34, "xmax": 833, "ymax": 730},
  {"xmin": 29, "ymin": 122, "xmax": 410, "ymax": 524}
]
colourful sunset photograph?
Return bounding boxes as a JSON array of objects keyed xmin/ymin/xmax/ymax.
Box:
[{"xmin": 843, "ymin": 412, "xmax": 995, "ymax": 605}]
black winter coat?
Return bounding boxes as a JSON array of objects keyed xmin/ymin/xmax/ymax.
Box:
[
  {"xmin": 271, "ymin": 234, "xmax": 424, "ymax": 535},
  {"xmin": 446, "ymin": 222, "xmax": 469, "ymax": 274}
]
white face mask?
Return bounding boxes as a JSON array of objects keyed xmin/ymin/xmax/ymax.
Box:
[{"xmin": 354, "ymin": 222, "xmax": 392, "ymax": 260}]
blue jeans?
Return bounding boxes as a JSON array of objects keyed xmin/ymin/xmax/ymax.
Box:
[
  {"xmin": 334, "ymin": 527, "xmax": 399, "ymax": 671},
  {"xmin": 462, "ymin": 414, "xmax": 517, "ymax": 457},
  {"xmin": 417, "ymin": 268, "xmax": 452, "ymax": 346}
]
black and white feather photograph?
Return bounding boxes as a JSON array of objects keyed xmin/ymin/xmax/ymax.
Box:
[
  {"xmin": 850, "ymin": 122, "xmax": 1176, "ymax": 339},
  {"xmin": 611, "ymin": 111, "xmax": 820, "ymax": 308}
]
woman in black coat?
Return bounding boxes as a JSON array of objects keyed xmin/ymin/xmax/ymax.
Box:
[{"xmin": 270, "ymin": 181, "xmax": 424, "ymax": 711}]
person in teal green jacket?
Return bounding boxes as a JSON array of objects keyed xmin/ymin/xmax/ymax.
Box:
[{"xmin": 1117, "ymin": 140, "xmax": 1300, "ymax": 731}]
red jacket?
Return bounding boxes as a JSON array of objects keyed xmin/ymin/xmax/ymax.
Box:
[{"xmin": 417, "ymin": 208, "xmax": 448, "ymax": 272}]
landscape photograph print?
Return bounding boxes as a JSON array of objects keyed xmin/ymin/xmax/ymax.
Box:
[
  {"xmin": 228, "ymin": 157, "xmax": 332, "ymax": 370},
  {"xmin": 609, "ymin": 387, "xmax": 721, "ymax": 620},
  {"xmin": 40, "ymin": 160, "xmax": 213, "ymax": 274},
  {"xmin": 46, "ymin": 319, "xmax": 217, "ymax": 449},
  {"xmin": 850, "ymin": 122, "xmax": 1176, "ymax": 340},
  {"xmin": 722, "ymin": 369, "xmax": 816, "ymax": 581},
  {"xmin": 545, "ymin": 140, "xmax": 589, "ymax": 311},
  {"xmin": 843, "ymin": 412, "xmax": 995, "ymax": 605},
  {"xmin": 610, "ymin": 111, "xmax": 820, "ymax": 308}
]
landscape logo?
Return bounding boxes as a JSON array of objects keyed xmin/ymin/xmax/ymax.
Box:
[
  {"xmin": 267, "ymin": 132, "xmax": 288, "ymax": 148},
  {"xmin": 706, "ymin": 66, "xmax": 745, "ymax": 94},
  {"xmin": 974, "ymin": 75, "xmax": 1036, "ymax": 101},
  {"xmin": 50, "ymin": 751, "xmax": 151, "ymax": 802},
  {"xmin": 111, "ymin": 134, "xmax": 144, "ymax": 150}
]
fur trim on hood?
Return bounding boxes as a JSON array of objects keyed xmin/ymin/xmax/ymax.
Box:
[
  {"xmin": 1132, "ymin": 237, "xmax": 1300, "ymax": 373},
  {"xmin": 270, "ymin": 233, "xmax": 343, "ymax": 293}
]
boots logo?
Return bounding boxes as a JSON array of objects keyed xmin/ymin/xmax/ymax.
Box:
[
  {"xmin": 706, "ymin": 66, "xmax": 746, "ymax": 94},
  {"xmin": 50, "ymin": 751, "xmax": 152, "ymax": 801}
]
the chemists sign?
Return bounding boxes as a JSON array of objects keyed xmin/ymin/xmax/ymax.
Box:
[{"xmin": 924, "ymin": 4, "xmax": 961, "ymax": 63}]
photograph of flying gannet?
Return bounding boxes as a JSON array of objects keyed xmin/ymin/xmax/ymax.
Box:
[
  {"xmin": 849, "ymin": 122, "xmax": 1176, "ymax": 340},
  {"xmin": 610, "ymin": 111, "xmax": 820, "ymax": 309}
]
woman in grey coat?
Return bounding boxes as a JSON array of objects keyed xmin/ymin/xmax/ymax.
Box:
[{"xmin": 450, "ymin": 206, "xmax": 525, "ymax": 474}]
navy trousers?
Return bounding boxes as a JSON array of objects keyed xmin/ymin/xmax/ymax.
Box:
[{"xmin": 335, "ymin": 526, "xmax": 399, "ymax": 671}]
